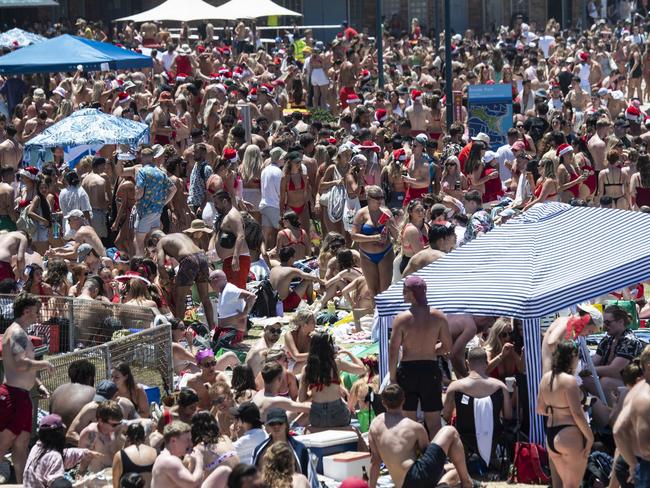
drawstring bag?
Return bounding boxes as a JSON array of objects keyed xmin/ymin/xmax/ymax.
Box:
[
  {"xmin": 327, "ymin": 183, "xmax": 345, "ymax": 223},
  {"xmin": 508, "ymin": 442, "xmax": 550, "ymax": 484}
]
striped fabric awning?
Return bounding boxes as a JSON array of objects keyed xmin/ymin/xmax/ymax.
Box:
[
  {"xmin": 377, "ymin": 203, "xmax": 650, "ymax": 318},
  {"xmin": 376, "ymin": 203, "xmax": 650, "ymax": 443}
]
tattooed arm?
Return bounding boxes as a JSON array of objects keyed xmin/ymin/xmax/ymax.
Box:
[{"xmin": 10, "ymin": 327, "xmax": 54, "ymax": 374}]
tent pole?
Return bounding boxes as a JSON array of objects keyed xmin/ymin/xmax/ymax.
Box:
[
  {"xmin": 578, "ymin": 336, "xmax": 608, "ymax": 406},
  {"xmin": 522, "ymin": 318, "xmax": 545, "ymax": 444}
]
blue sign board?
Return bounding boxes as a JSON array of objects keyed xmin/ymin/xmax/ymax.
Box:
[{"xmin": 467, "ymin": 84, "xmax": 513, "ymax": 151}]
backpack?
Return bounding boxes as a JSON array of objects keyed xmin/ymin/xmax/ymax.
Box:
[
  {"xmin": 250, "ymin": 279, "xmax": 279, "ymax": 318},
  {"xmin": 508, "ymin": 442, "xmax": 550, "ymax": 484},
  {"xmin": 581, "ymin": 451, "xmax": 612, "ymax": 488}
]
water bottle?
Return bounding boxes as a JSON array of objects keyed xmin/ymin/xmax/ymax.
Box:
[
  {"xmin": 327, "ymin": 301, "xmax": 336, "ymax": 314},
  {"xmin": 52, "ymin": 221, "xmax": 60, "ymax": 239}
]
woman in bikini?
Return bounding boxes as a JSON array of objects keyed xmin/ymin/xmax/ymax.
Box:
[
  {"xmin": 399, "ymin": 199, "xmax": 429, "ymax": 274},
  {"xmin": 280, "ymin": 153, "xmax": 310, "ymax": 234},
  {"xmin": 485, "ymin": 318, "xmax": 525, "ymax": 382},
  {"xmin": 111, "ymin": 362, "xmax": 151, "ymax": 418},
  {"xmin": 465, "ymin": 153, "xmax": 498, "ymax": 202},
  {"xmin": 556, "ymin": 143, "xmax": 588, "ymax": 203},
  {"xmin": 298, "ymin": 332, "xmax": 366, "ymax": 428},
  {"xmin": 630, "ymin": 153, "xmax": 650, "ymax": 210},
  {"xmin": 283, "ymin": 309, "xmax": 315, "ymax": 376},
  {"xmin": 537, "ymin": 341, "xmax": 594, "ymax": 488},
  {"xmin": 317, "ymin": 248, "xmax": 362, "ymax": 310},
  {"xmin": 523, "ymin": 158, "xmax": 559, "ymax": 210},
  {"xmin": 440, "ymin": 156, "xmax": 468, "ymax": 201},
  {"xmin": 597, "ymin": 149, "xmax": 630, "ymax": 210},
  {"xmin": 571, "ymin": 136, "xmax": 597, "ymax": 201},
  {"xmin": 191, "ymin": 411, "xmax": 240, "ymax": 473},
  {"xmin": 319, "ymin": 146, "xmax": 349, "ymax": 236},
  {"xmin": 351, "ymin": 185, "xmax": 398, "ymax": 297},
  {"xmin": 380, "ymin": 148, "xmax": 408, "ymax": 209},
  {"xmin": 273, "ymin": 211, "xmax": 310, "ymax": 261}
]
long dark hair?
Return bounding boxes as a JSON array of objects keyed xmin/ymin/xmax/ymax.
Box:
[
  {"xmin": 231, "ymin": 365, "xmax": 256, "ymax": 399},
  {"xmin": 638, "ymin": 154, "xmax": 650, "ymax": 187},
  {"xmin": 191, "ymin": 410, "xmax": 220, "ymax": 445},
  {"xmin": 550, "ymin": 341, "xmax": 578, "ymax": 390},
  {"xmin": 114, "ymin": 362, "xmax": 137, "ymax": 398},
  {"xmin": 36, "ymin": 176, "xmax": 52, "ymax": 225},
  {"xmin": 24, "ymin": 263, "xmax": 43, "ymax": 293},
  {"xmin": 45, "ymin": 259, "xmax": 69, "ymax": 289},
  {"xmin": 304, "ymin": 332, "xmax": 339, "ymax": 387},
  {"xmin": 125, "ymin": 423, "xmax": 145, "ymax": 446},
  {"xmin": 29, "ymin": 425, "xmax": 66, "ymax": 471}
]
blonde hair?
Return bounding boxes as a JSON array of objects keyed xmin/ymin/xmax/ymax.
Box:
[
  {"xmin": 163, "ymin": 420, "xmax": 191, "ymax": 443},
  {"xmin": 57, "ymin": 99, "xmax": 73, "ymax": 119},
  {"xmin": 314, "ymin": 144, "xmax": 331, "ymax": 168},
  {"xmin": 485, "ymin": 318, "xmax": 512, "ymax": 357},
  {"xmin": 241, "ymin": 144, "xmax": 263, "ymax": 183},
  {"xmin": 291, "ymin": 309, "xmax": 314, "ymax": 331},
  {"xmin": 262, "ymin": 442, "xmax": 295, "ymax": 488},
  {"xmin": 91, "ymin": 81, "xmax": 104, "ymax": 103}
]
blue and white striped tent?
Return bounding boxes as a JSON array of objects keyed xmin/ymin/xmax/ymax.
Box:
[
  {"xmin": 376, "ymin": 202, "xmax": 650, "ymax": 443},
  {"xmin": 25, "ymin": 108, "xmax": 149, "ymax": 150}
]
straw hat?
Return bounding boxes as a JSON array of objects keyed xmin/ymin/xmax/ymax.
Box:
[{"xmin": 184, "ymin": 219, "xmax": 214, "ymax": 236}]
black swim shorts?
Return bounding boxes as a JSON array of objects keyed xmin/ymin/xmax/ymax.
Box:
[
  {"xmin": 403, "ymin": 442, "xmax": 447, "ymax": 487},
  {"xmin": 396, "ymin": 360, "xmax": 443, "ymax": 412}
]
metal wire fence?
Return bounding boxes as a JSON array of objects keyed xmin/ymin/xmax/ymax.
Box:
[
  {"xmin": 38, "ymin": 325, "xmax": 174, "ymax": 408},
  {"xmin": 0, "ymin": 294, "xmax": 157, "ymax": 352}
]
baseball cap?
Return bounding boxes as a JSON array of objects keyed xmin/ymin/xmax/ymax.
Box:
[
  {"xmin": 285, "ymin": 151, "xmax": 302, "ymax": 162},
  {"xmin": 511, "ymin": 140, "xmax": 526, "ymax": 152},
  {"xmin": 482, "ymin": 150, "xmax": 497, "ymax": 163},
  {"xmin": 152, "ymin": 144, "xmax": 165, "ymax": 159},
  {"xmin": 270, "ymin": 147, "xmax": 286, "ymax": 162},
  {"xmin": 77, "ymin": 243, "xmax": 96, "ymax": 263},
  {"xmin": 414, "ymin": 133, "xmax": 428, "ymax": 145},
  {"xmin": 265, "ymin": 408, "xmax": 288, "ymax": 425},
  {"xmin": 577, "ymin": 303, "xmax": 604, "ymax": 329},
  {"xmin": 403, "ymin": 275, "xmax": 427, "ymax": 306},
  {"xmin": 39, "ymin": 413, "xmax": 65, "ymax": 430},
  {"xmin": 94, "ymin": 379, "xmax": 118, "ymax": 402},
  {"xmin": 65, "ymin": 209, "xmax": 85, "ymax": 220},
  {"xmin": 229, "ymin": 401, "xmax": 262, "ymax": 425}
]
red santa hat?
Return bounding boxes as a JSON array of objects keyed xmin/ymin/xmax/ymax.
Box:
[
  {"xmin": 259, "ymin": 84, "xmax": 273, "ymax": 95},
  {"xmin": 175, "ymin": 73, "xmax": 189, "ymax": 82},
  {"xmin": 233, "ymin": 66, "xmax": 244, "ymax": 78},
  {"xmin": 374, "ymin": 108, "xmax": 387, "ymax": 123},
  {"xmin": 360, "ymin": 69, "xmax": 371, "ymax": 81},
  {"xmin": 625, "ymin": 105, "xmax": 642, "ymax": 122},
  {"xmin": 248, "ymin": 88, "xmax": 257, "ymax": 101},
  {"xmin": 117, "ymin": 91, "xmax": 130, "ymax": 103},
  {"xmin": 346, "ymin": 93, "xmax": 361, "ymax": 105},
  {"xmin": 556, "ymin": 143, "xmax": 573, "ymax": 158},
  {"xmin": 411, "ymin": 89, "xmax": 422, "ymax": 101},
  {"xmin": 217, "ymin": 47, "xmax": 231, "ymax": 56},
  {"xmin": 223, "ymin": 148, "xmax": 239, "ymax": 163},
  {"xmin": 393, "ymin": 149, "xmax": 407, "ymax": 162},
  {"xmin": 579, "ymin": 51, "xmax": 589, "ymax": 62},
  {"xmin": 328, "ymin": 137, "xmax": 337, "ymax": 145}
]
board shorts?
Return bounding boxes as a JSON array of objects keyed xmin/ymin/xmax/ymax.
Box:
[
  {"xmin": 223, "ymin": 255, "xmax": 251, "ymax": 289},
  {"xmin": 213, "ymin": 327, "xmax": 245, "ymax": 351},
  {"xmin": 0, "ymin": 215, "xmax": 16, "ymax": 232},
  {"xmin": 260, "ymin": 206, "xmax": 281, "ymax": 229},
  {"xmin": 403, "ymin": 186, "xmax": 429, "ymax": 207},
  {"xmin": 282, "ymin": 290, "xmax": 301, "ymax": 312},
  {"xmin": 403, "ymin": 442, "xmax": 446, "ymax": 488},
  {"xmin": 0, "ymin": 260, "xmax": 15, "ymax": 282},
  {"xmin": 91, "ymin": 208, "xmax": 108, "ymax": 238},
  {"xmin": 396, "ymin": 360, "xmax": 443, "ymax": 412},
  {"xmin": 134, "ymin": 211, "xmax": 161, "ymax": 234},
  {"xmin": 176, "ymin": 252, "xmax": 210, "ymax": 287},
  {"xmin": 0, "ymin": 384, "xmax": 32, "ymax": 436}
]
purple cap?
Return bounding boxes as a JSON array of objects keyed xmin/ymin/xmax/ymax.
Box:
[
  {"xmin": 195, "ymin": 348, "xmax": 215, "ymax": 364},
  {"xmin": 39, "ymin": 413, "xmax": 65, "ymax": 430},
  {"xmin": 404, "ymin": 275, "xmax": 427, "ymax": 305}
]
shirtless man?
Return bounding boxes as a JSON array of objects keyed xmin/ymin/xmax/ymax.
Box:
[
  {"xmin": 245, "ymin": 321, "xmax": 282, "ymax": 377},
  {"xmin": 0, "ymin": 125, "xmax": 23, "ymax": 169},
  {"xmin": 0, "ymin": 230, "xmax": 27, "ymax": 281},
  {"xmin": 402, "ymin": 222, "xmax": 454, "ymax": 276},
  {"xmin": 66, "ymin": 380, "xmax": 138, "ymax": 445},
  {"xmin": 140, "ymin": 20, "xmax": 159, "ymax": 45},
  {"xmin": 46, "ymin": 209, "xmax": 106, "ymax": 260},
  {"xmin": 257, "ymin": 86, "xmax": 281, "ymax": 128},
  {"xmin": 151, "ymin": 91, "xmax": 175, "ymax": 145},
  {"xmin": 0, "ymin": 166, "xmax": 16, "ymax": 231},
  {"xmin": 0, "ymin": 294, "xmax": 53, "ymax": 482},
  {"xmin": 269, "ymin": 247, "xmax": 320, "ymax": 313},
  {"xmin": 588, "ymin": 118, "xmax": 611, "ymax": 172},
  {"xmin": 49, "ymin": 359, "xmax": 96, "ymax": 431},
  {"xmin": 147, "ymin": 230, "xmax": 214, "ymax": 329},
  {"xmin": 541, "ymin": 304, "xmax": 603, "ymax": 374},
  {"xmin": 183, "ymin": 129, "xmax": 217, "ymax": 177},
  {"xmin": 405, "ymin": 90, "xmax": 432, "ymax": 134},
  {"xmin": 402, "ymin": 134, "xmax": 432, "ymax": 207},
  {"xmin": 81, "ymin": 156, "xmax": 111, "ymax": 243},
  {"xmin": 613, "ymin": 345, "xmax": 650, "ymax": 486},
  {"xmin": 210, "ymin": 115, "xmax": 235, "ymax": 157},
  {"xmin": 251, "ymin": 362, "xmax": 310, "ymax": 422},
  {"xmin": 389, "ymin": 276, "xmax": 452, "ymax": 439},
  {"xmin": 184, "ymin": 349, "xmax": 229, "ymax": 411},
  {"xmin": 566, "ymin": 76, "xmax": 589, "ymax": 112},
  {"xmin": 209, "ymin": 270, "xmax": 256, "ymax": 350},
  {"xmin": 210, "ymin": 190, "xmax": 250, "ymax": 289},
  {"xmin": 338, "ymin": 49, "xmax": 357, "ymax": 109},
  {"xmin": 447, "ymin": 314, "xmax": 496, "ymax": 378},
  {"xmin": 368, "ymin": 384, "xmax": 476, "ymax": 488},
  {"xmin": 78, "ymin": 401, "xmax": 125, "ymax": 475},
  {"xmin": 152, "ymin": 421, "xmax": 231, "ymax": 488}
]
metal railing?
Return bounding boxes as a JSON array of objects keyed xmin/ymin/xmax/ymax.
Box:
[
  {"xmin": 0, "ymin": 294, "xmax": 157, "ymax": 352},
  {"xmin": 38, "ymin": 325, "xmax": 174, "ymax": 405}
]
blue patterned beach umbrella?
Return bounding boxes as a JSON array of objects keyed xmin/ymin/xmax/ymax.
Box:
[{"xmin": 0, "ymin": 28, "xmax": 46, "ymax": 48}]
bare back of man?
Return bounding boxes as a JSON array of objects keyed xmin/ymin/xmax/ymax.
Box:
[
  {"xmin": 0, "ymin": 231, "xmax": 27, "ymax": 278},
  {"xmin": 405, "ymin": 104, "xmax": 432, "ymax": 132},
  {"xmin": 269, "ymin": 265, "xmax": 315, "ymax": 302},
  {"xmin": 0, "ymin": 139, "xmax": 23, "ymax": 169},
  {"xmin": 0, "ymin": 181, "xmax": 16, "ymax": 226},
  {"xmin": 74, "ymin": 225, "xmax": 106, "ymax": 256},
  {"xmin": 402, "ymin": 248, "xmax": 445, "ymax": 276}
]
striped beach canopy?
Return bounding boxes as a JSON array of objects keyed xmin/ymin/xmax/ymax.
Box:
[
  {"xmin": 25, "ymin": 109, "xmax": 149, "ymax": 149},
  {"xmin": 376, "ymin": 202, "xmax": 650, "ymax": 443}
]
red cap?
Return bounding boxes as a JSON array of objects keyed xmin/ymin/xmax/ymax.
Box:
[
  {"xmin": 223, "ymin": 148, "xmax": 239, "ymax": 162},
  {"xmin": 579, "ymin": 51, "xmax": 589, "ymax": 62}
]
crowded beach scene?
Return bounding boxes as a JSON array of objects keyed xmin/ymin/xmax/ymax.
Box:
[{"xmin": 0, "ymin": 0, "xmax": 649, "ymax": 486}]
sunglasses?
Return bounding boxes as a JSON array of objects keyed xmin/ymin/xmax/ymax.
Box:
[
  {"xmin": 201, "ymin": 361, "xmax": 217, "ymax": 368},
  {"xmin": 445, "ymin": 162, "xmax": 456, "ymax": 166},
  {"xmin": 104, "ymin": 420, "xmax": 122, "ymax": 428},
  {"xmin": 267, "ymin": 421, "xmax": 284, "ymax": 426}
]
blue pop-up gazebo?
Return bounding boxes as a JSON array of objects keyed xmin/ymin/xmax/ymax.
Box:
[
  {"xmin": 0, "ymin": 34, "xmax": 152, "ymax": 74},
  {"xmin": 25, "ymin": 109, "xmax": 149, "ymax": 149},
  {"xmin": 375, "ymin": 203, "xmax": 650, "ymax": 443}
]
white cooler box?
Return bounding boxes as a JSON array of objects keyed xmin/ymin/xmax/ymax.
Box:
[
  {"xmin": 294, "ymin": 430, "xmax": 360, "ymax": 473},
  {"xmin": 323, "ymin": 451, "xmax": 371, "ymax": 481}
]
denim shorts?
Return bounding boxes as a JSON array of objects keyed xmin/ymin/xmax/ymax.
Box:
[
  {"xmin": 636, "ymin": 457, "xmax": 650, "ymax": 486},
  {"xmin": 134, "ymin": 211, "xmax": 161, "ymax": 234},
  {"xmin": 309, "ymin": 399, "xmax": 351, "ymax": 428}
]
